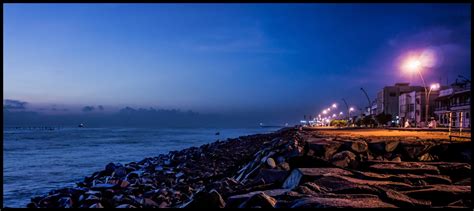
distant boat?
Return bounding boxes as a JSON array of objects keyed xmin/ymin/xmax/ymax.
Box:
[{"xmin": 78, "ymin": 123, "xmax": 85, "ymax": 128}]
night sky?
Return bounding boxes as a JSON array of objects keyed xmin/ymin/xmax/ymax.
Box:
[{"xmin": 4, "ymin": 3, "xmax": 471, "ymax": 124}]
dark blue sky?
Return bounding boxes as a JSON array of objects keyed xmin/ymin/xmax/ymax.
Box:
[{"xmin": 4, "ymin": 3, "xmax": 471, "ymax": 122}]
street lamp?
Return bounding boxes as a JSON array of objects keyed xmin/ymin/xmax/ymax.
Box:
[{"xmin": 401, "ymin": 55, "xmax": 435, "ymax": 127}]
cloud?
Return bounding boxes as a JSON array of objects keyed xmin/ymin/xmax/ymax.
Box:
[
  {"xmin": 82, "ymin": 106, "xmax": 95, "ymax": 112},
  {"xmin": 98, "ymin": 105, "xmax": 104, "ymax": 111},
  {"xmin": 3, "ymin": 99, "xmax": 28, "ymax": 110}
]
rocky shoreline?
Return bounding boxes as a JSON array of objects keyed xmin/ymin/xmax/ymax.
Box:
[{"xmin": 27, "ymin": 127, "xmax": 471, "ymax": 208}]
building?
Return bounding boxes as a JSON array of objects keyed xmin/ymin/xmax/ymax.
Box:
[
  {"xmin": 434, "ymin": 81, "xmax": 471, "ymax": 128},
  {"xmin": 376, "ymin": 83, "xmax": 424, "ymax": 121},
  {"xmin": 399, "ymin": 89, "xmax": 440, "ymax": 127}
]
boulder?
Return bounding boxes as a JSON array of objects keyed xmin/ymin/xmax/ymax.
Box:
[
  {"xmin": 289, "ymin": 195, "xmax": 397, "ymax": 208},
  {"xmin": 368, "ymin": 162, "xmax": 440, "ymax": 175},
  {"xmin": 254, "ymin": 169, "xmax": 289, "ymax": 185},
  {"xmin": 288, "ymin": 156, "xmax": 334, "ymax": 169},
  {"xmin": 402, "ymin": 185, "xmax": 471, "ymax": 206},
  {"xmin": 266, "ymin": 158, "xmax": 277, "ymax": 169},
  {"xmin": 352, "ymin": 171, "xmax": 452, "ymax": 185},
  {"xmin": 381, "ymin": 189, "xmax": 431, "ymax": 207},
  {"xmin": 351, "ymin": 140, "xmax": 368, "ymax": 153},
  {"xmin": 313, "ymin": 174, "xmax": 412, "ymax": 191},
  {"xmin": 184, "ymin": 189, "xmax": 225, "ymax": 208},
  {"xmin": 226, "ymin": 189, "xmax": 289, "ymax": 208},
  {"xmin": 307, "ymin": 138, "xmax": 342, "ymax": 160},
  {"xmin": 278, "ymin": 162, "xmax": 290, "ymax": 171},
  {"xmin": 400, "ymin": 141, "xmax": 436, "ymax": 160},
  {"xmin": 238, "ymin": 192, "xmax": 277, "ymax": 208},
  {"xmin": 330, "ymin": 151, "xmax": 358, "ymax": 168},
  {"xmin": 368, "ymin": 140, "xmax": 400, "ymax": 154},
  {"xmin": 282, "ymin": 168, "xmax": 353, "ymax": 189}
]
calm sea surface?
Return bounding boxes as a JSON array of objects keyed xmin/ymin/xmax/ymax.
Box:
[{"xmin": 3, "ymin": 127, "xmax": 279, "ymax": 208}]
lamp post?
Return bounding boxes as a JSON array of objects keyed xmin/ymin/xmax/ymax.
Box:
[{"xmin": 403, "ymin": 57, "xmax": 437, "ymax": 127}]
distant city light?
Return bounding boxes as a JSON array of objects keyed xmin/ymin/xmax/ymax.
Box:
[
  {"xmin": 332, "ymin": 103, "xmax": 337, "ymax": 108},
  {"xmin": 332, "ymin": 114, "xmax": 336, "ymax": 117},
  {"xmin": 349, "ymin": 107, "xmax": 354, "ymax": 111},
  {"xmin": 323, "ymin": 110, "xmax": 327, "ymax": 114},
  {"xmin": 339, "ymin": 112, "xmax": 343, "ymax": 115}
]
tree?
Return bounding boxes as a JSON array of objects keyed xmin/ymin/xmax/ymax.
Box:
[
  {"xmin": 375, "ymin": 113, "xmax": 392, "ymax": 126},
  {"xmin": 330, "ymin": 119, "xmax": 348, "ymax": 127},
  {"xmin": 362, "ymin": 115, "xmax": 376, "ymax": 127}
]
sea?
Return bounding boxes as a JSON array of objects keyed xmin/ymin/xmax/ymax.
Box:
[{"xmin": 3, "ymin": 126, "xmax": 281, "ymax": 208}]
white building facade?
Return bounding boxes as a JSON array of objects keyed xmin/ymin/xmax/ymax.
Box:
[{"xmin": 434, "ymin": 82, "xmax": 471, "ymax": 128}]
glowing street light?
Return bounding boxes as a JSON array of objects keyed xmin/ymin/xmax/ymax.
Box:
[
  {"xmin": 322, "ymin": 110, "xmax": 327, "ymax": 114},
  {"xmin": 339, "ymin": 112, "xmax": 343, "ymax": 115},
  {"xmin": 430, "ymin": 83, "xmax": 440, "ymax": 90},
  {"xmin": 332, "ymin": 103, "xmax": 337, "ymax": 108},
  {"xmin": 401, "ymin": 51, "xmax": 437, "ymax": 127},
  {"xmin": 332, "ymin": 114, "xmax": 336, "ymax": 117}
]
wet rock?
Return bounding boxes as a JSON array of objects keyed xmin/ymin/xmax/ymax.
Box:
[
  {"xmin": 266, "ymin": 158, "xmax": 276, "ymax": 169},
  {"xmin": 238, "ymin": 192, "xmax": 277, "ymax": 208},
  {"xmin": 282, "ymin": 168, "xmax": 353, "ymax": 189}
]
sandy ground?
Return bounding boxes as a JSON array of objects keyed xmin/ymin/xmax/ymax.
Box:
[{"xmin": 310, "ymin": 128, "xmax": 471, "ymax": 142}]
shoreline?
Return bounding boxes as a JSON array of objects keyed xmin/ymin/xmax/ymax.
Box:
[{"xmin": 26, "ymin": 127, "xmax": 471, "ymax": 208}]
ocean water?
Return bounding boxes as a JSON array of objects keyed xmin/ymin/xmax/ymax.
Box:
[{"xmin": 3, "ymin": 127, "xmax": 280, "ymax": 208}]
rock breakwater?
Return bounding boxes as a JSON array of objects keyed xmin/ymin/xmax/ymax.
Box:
[{"xmin": 28, "ymin": 128, "xmax": 471, "ymax": 208}]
